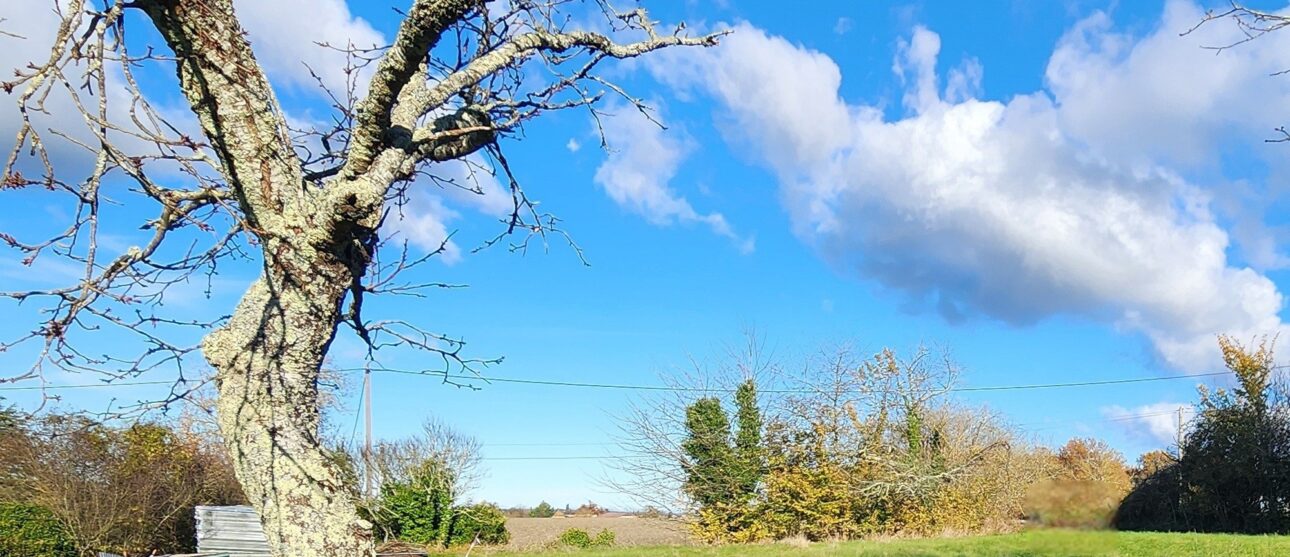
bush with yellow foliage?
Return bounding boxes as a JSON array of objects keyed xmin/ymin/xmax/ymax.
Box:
[{"xmin": 678, "ymin": 345, "xmax": 1051, "ymax": 543}]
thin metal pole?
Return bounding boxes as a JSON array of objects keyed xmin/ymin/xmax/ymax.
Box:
[{"xmin": 363, "ymin": 370, "xmax": 373, "ymax": 497}]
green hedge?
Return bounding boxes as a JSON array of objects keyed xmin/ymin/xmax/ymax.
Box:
[
  {"xmin": 0, "ymin": 503, "xmax": 76, "ymax": 557},
  {"xmin": 557, "ymin": 527, "xmax": 615, "ymax": 549},
  {"xmin": 449, "ymin": 503, "xmax": 509, "ymax": 546}
]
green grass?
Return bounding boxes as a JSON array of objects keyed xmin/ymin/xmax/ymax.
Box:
[{"xmin": 485, "ymin": 530, "xmax": 1290, "ymax": 557}]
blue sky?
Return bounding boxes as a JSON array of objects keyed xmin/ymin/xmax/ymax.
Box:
[{"xmin": 4, "ymin": 0, "xmax": 1290, "ymax": 509}]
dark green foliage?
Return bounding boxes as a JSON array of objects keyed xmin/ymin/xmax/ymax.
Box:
[
  {"xmin": 732, "ymin": 380, "xmax": 765, "ymax": 498},
  {"xmin": 681, "ymin": 382, "xmax": 765, "ymax": 511},
  {"xmin": 1115, "ymin": 337, "xmax": 1290, "ymax": 534},
  {"xmin": 682, "ymin": 397, "xmax": 736, "ymax": 508},
  {"xmin": 556, "ymin": 527, "xmax": 615, "ymax": 549},
  {"xmin": 904, "ymin": 407, "xmax": 924, "ymax": 460},
  {"xmin": 1114, "ymin": 404, "xmax": 1290, "ymax": 533},
  {"xmin": 0, "ymin": 503, "xmax": 76, "ymax": 557},
  {"xmin": 682, "ymin": 382, "xmax": 766, "ymax": 539},
  {"xmin": 375, "ymin": 460, "xmax": 457, "ymax": 546},
  {"xmin": 529, "ymin": 500, "xmax": 556, "ymax": 518},
  {"xmin": 558, "ymin": 527, "xmax": 592, "ymax": 548},
  {"xmin": 1113, "ymin": 463, "xmax": 1186, "ymax": 532},
  {"xmin": 374, "ymin": 461, "xmax": 510, "ymax": 547},
  {"xmin": 448, "ymin": 503, "xmax": 509, "ymax": 546}
]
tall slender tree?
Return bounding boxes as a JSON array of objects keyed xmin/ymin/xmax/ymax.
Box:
[
  {"xmin": 732, "ymin": 379, "xmax": 763, "ymax": 498},
  {"xmin": 681, "ymin": 397, "xmax": 734, "ymax": 508}
]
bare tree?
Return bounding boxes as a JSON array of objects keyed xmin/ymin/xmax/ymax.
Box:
[
  {"xmin": 360, "ymin": 417, "xmax": 484, "ymax": 503},
  {"xmin": 0, "ymin": 1, "xmax": 719, "ymax": 555},
  {"xmin": 0, "ymin": 412, "xmax": 246, "ymax": 555}
]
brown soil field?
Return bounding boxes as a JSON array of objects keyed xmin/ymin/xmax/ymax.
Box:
[{"xmin": 504, "ymin": 517, "xmax": 692, "ymax": 550}]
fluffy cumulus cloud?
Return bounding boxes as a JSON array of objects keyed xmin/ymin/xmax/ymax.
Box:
[
  {"xmin": 1102, "ymin": 402, "xmax": 1193, "ymax": 447},
  {"xmin": 594, "ymin": 103, "xmax": 754, "ymax": 253},
  {"xmin": 1046, "ymin": 3, "xmax": 1290, "ymax": 170},
  {"xmin": 647, "ymin": 2, "xmax": 1290, "ymax": 371},
  {"xmin": 234, "ymin": 0, "xmax": 384, "ymax": 94}
]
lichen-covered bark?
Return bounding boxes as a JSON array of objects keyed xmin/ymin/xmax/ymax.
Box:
[
  {"xmin": 204, "ymin": 258, "xmax": 372, "ymax": 557},
  {"xmin": 343, "ymin": 0, "xmax": 477, "ymax": 178},
  {"xmin": 138, "ymin": 1, "xmax": 375, "ymax": 555}
]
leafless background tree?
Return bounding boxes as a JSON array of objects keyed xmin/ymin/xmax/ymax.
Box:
[
  {"xmin": 356, "ymin": 417, "xmax": 483, "ymax": 503},
  {"xmin": 1, "ymin": 1, "xmax": 719, "ymax": 554},
  {"xmin": 0, "ymin": 411, "xmax": 246, "ymax": 555}
]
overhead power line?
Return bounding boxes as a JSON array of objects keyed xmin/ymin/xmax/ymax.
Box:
[
  {"xmin": 482, "ymin": 455, "xmax": 628, "ymax": 461},
  {"xmin": 3, "ymin": 365, "xmax": 1267, "ymax": 394},
  {"xmin": 481, "ymin": 408, "xmax": 1202, "ymax": 449},
  {"xmin": 487, "ymin": 441, "xmax": 618, "ymax": 447},
  {"xmin": 0, "ymin": 379, "xmax": 175, "ymax": 391},
  {"xmin": 358, "ymin": 366, "xmax": 1252, "ymax": 394},
  {"xmin": 480, "ymin": 454, "xmax": 663, "ymax": 461}
]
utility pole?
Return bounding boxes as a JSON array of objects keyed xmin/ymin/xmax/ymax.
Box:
[
  {"xmin": 1175, "ymin": 406, "xmax": 1185, "ymax": 459},
  {"xmin": 363, "ymin": 369, "xmax": 373, "ymax": 498}
]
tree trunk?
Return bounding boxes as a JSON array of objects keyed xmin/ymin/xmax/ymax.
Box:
[
  {"xmin": 136, "ymin": 2, "xmax": 378, "ymax": 554},
  {"xmin": 202, "ymin": 250, "xmax": 373, "ymax": 557}
]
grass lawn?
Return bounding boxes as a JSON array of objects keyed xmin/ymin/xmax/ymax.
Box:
[{"xmin": 479, "ymin": 529, "xmax": 1290, "ymax": 556}]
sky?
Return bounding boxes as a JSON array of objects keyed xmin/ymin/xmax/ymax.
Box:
[{"xmin": 3, "ymin": 0, "xmax": 1290, "ymax": 509}]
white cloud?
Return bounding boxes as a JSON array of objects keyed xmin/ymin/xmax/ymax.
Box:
[
  {"xmin": 234, "ymin": 0, "xmax": 384, "ymax": 95},
  {"xmin": 390, "ymin": 194, "xmax": 464, "ymax": 264},
  {"xmin": 593, "ymin": 102, "xmax": 753, "ymax": 253},
  {"xmin": 834, "ymin": 17, "xmax": 854, "ymax": 36},
  {"xmin": 1102, "ymin": 402, "xmax": 1193, "ymax": 447},
  {"xmin": 385, "ymin": 157, "xmax": 514, "ymax": 264},
  {"xmin": 1, "ymin": 7, "xmax": 142, "ymax": 176},
  {"xmin": 893, "ymin": 26, "xmax": 942, "ymax": 115},
  {"xmin": 945, "ymin": 57, "xmax": 984, "ymax": 104},
  {"xmin": 1045, "ymin": 2, "xmax": 1290, "ymax": 170},
  {"xmin": 647, "ymin": 12, "xmax": 1290, "ymax": 371}
]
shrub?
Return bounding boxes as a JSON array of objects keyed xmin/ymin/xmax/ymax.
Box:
[
  {"xmin": 1025, "ymin": 480, "xmax": 1125, "ymax": 528},
  {"xmin": 1114, "ymin": 336, "xmax": 1290, "ymax": 534},
  {"xmin": 529, "ymin": 500, "xmax": 556, "ymax": 518},
  {"xmin": 0, "ymin": 503, "xmax": 76, "ymax": 557},
  {"xmin": 448, "ymin": 503, "xmax": 509, "ymax": 546},
  {"xmin": 1023, "ymin": 439, "xmax": 1131, "ymax": 529},
  {"xmin": 375, "ymin": 459, "xmax": 456, "ymax": 546},
  {"xmin": 593, "ymin": 529, "xmax": 616, "ymax": 547},
  {"xmin": 0, "ymin": 414, "xmax": 244, "ymax": 555},
  {"xmin": 372, "ymin": 459, "xmax": 510, "ymax": 547},
  {"xmin": 558, "ymin": 527, "xmax": 592, "ymax": 548},
  {"xmin": 557, "ymin": 527, "xmax": 615, "ymax": 549}
]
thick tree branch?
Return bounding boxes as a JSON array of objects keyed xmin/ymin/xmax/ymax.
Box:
[
  {"xmin": 137, "ymin": 0, "xmax": 302, "ymax": 234},
  {"xmin": 408, "ymin": 25, "xmax": 721, "ymax": 129},
  {"xmin": 342, "ymin": 0, "xmax": 479, "ymax": 179}
]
